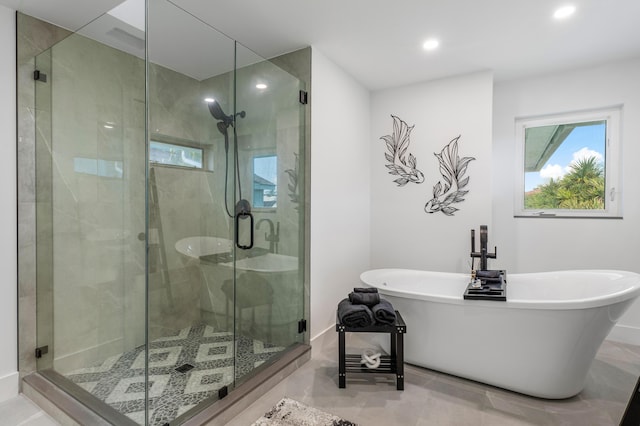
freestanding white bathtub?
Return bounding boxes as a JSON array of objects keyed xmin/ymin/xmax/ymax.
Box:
[{"xmin": 360, "ymin": 268, "xmax": 640, "ymax": 399}]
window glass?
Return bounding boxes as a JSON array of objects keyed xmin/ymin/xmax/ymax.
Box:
[
  {"xmin": 150, "ymin": 140, "xmax": 203, "ymax": 168},
  {"xmin": 74, "ymin": 157, "xmax": 124, "ymax": 178},
  {"xmin": 524, "ymin": 121, "xmax": 605, "ymax": 209},
  {"xmin": 515, "ymin": 108, "xmax": 621, "ymax": 218},
  {"xmin": 253, "ymin": 155, "xmax": 277, "ymax": 208}
]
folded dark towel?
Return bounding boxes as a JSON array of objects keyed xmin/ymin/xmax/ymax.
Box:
[
  {"xmin": 348, "ymin": 291, "xmax": 380, "ymax": 306},
  {"xmin": 476, "ymin": 270, "xmax": 503, "ymax": 283},
  {"xmin": 338, "ymin": 298, "xmax": 374, "ymax": 328},
  {"xmin": 372, "ymin": 298, "xmax": 396, "ymax": 325},
  {"xmin": 353, "ymin": 287, "xmax": 378, "ymax": 293},
  {"xmin": 476, "ymin": 270, "xmax": 501, "ymax": 279}
]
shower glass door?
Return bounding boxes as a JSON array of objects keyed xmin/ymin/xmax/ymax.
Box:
[
  {"xmin": 147, "ymin": 0, "xmax": 306, "ymax": 421},
  {"xmin": 232, "ymin": 43, "xmax": 306, "ymax": 384},
  {"xmin": 146, "ymin": 0, "xmax": 239, "ymax": 423}
]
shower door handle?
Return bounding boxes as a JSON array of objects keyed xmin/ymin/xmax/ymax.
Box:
[{"xmin": 235, "ymin": 211, "xmax": 254, "ymax": 250}]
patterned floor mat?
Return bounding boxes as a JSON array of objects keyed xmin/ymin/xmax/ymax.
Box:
[{"xmin": 252, "ymin": 398, "xmax": 358, "ymax": 426}]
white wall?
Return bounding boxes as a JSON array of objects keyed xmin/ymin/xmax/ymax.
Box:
[
  {"xmin": 310, "ymin": 48, "xmax": 371, "ymax": 338},
  {"xmin": 370, "ymin": 71, "xmax": 493, "ymax": 272},
  {"xmin": 0, "ymin": 4, "xmax": 19, "ymax": 401},
  {"xmin": 493, "ymin": 58, "xmax": 640, "ymax": 344}
]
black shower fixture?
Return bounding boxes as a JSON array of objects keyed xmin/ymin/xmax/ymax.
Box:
[
  {"xmin": 217, "ymin": 121, "xmax": 228, "ymax": 138},
  {"xmin": 207, "ymin": 100, "xmax": 246, "ymax": 134},
  {"xmin": 207, "ymin": 99, "xmax": 251, "ymax": 232},
  {"xmin": 207, "ymin": 100, "xmax": 232, "ymax": 127}
]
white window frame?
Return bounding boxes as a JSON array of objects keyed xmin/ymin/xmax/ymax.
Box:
[{"xmin": 514, "ymin": 106, "xmax": 622, "ymax": 218}]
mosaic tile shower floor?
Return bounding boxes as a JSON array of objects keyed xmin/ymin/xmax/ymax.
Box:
[{"xmin": 65, "ymin": 324, "xmax": 284, "ymax": 425}]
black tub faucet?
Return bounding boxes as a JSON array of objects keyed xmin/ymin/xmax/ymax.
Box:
[
  {"xmin": 470, "ymin": 225, "xmax": 497, "ymax": 271},
  {"xmin": 256, "ymin": 218, "xmax": 280, "ymax": 253}
]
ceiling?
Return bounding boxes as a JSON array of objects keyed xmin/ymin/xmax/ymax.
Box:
[{"xmin": 3, "ymin": 0, "xmax": 640, "ymax": 90}]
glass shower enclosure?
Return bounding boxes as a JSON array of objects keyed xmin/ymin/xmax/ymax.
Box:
[{"xmin": 32, "ymin": 0, "xmax": 307, "ymax": 424}]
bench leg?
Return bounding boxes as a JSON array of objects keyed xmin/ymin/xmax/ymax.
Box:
[
  {"xmin": 338, "ymin": 331, "xmax": 346, "ymax": 388},
  {"xmin": 396, "ymin": 332, "xmax": 404, "ymax": 390},
  {"xmin": 391, "ymin": 332, "xmax": 396, "ymax": 360}
]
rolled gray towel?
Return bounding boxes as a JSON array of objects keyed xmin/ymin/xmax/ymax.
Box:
[
  {"xmin": 372, "ymin": 298, "xmax": 396, "ymax": 325},
  {"xmin": 338, "ymin": 298, "xmax": 374, "ymax": 328},
  {"xmin": 348, "ymin": 291, "xmax": 380, "ymax": 306},
  {"xmin": 353, "ymin": 287, "xmax": 378, "ymax": 293}
]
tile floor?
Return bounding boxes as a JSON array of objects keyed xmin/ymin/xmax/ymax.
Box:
[
  {"xmin": 64, "ymin": 324, "xmax": 284, "ymax": 425},
  {"xmin": 227, "ymin": 332, "xmax": 640, "ymax": 426},
  {"xmin": 9, "ymin": 332, "xmax": 640, "ymax": 425},
  {"xmin": 0, "ymin": 394, "xmax": 58, "ymax": 425}
]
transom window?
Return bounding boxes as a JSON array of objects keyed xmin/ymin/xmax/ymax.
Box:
[
  {"xmin": 150, "ymin": 140, "xmax": 204, "ymax": 169},
  {"xmin": 515, "ymin": 107, "xmax": 622, "ymax": 218}
]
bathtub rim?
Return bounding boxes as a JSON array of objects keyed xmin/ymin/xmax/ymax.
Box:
[{"xmin": 360, "ymin": 268, "xmax": 640, "ymax": 310}]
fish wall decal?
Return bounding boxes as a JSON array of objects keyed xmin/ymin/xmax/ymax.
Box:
[
  {"xmin": 424, "ymin": 136, "xmax": 475, "ymax": 216},
  {"xmin": 380, "ymin": 115, "xmax": 425, "ymax": 186}
]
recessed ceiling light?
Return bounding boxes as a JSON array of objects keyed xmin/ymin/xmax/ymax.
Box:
[
  {"xmin": 256, "ymin": 83, "xmax": 268, "ymax": 90},
  {"xmin": 204, "ymin": 97, "xmax": 215, "ymax": 103},
  {"xmin": 104, "ymin": 124, "xmax": 114, "ymax": 129},
  {"xmin": 553, "ymin": 5, "xmax": 576, "ymax": 19},
  {"xmin": 422, "ymin": 39, "xmax": 439, "ymax": 51}
]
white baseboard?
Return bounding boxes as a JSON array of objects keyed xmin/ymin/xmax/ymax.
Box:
[
  {"xmin": 607, "ymin": 324, "xmax": 640, "ymax": 346},
  {"xmin": 310, "ymin": 323, "xmax": 335, "ymax": 343},
  {"xmin": 310, "ymin": 324, "xmax": 335, "ymax": 359},
  {"xmin": 0, "ymin": 371, "xmax": 19, "ymax": 402}
]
